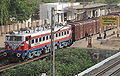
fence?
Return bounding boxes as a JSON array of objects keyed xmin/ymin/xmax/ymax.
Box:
[{"xmin": 0, "ymin": 20, "xmax": 45, "ymax": 35}]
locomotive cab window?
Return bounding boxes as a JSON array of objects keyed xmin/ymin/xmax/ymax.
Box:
[
  {"xmin": 6, "ymin": 36, "xmax": 10, "ymax": 41},
  {"xmin": 6, "ymin": 36, "xmax": 22, "ymax": 41}
]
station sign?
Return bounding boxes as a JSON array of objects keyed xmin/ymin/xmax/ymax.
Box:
[{"xmin": 100, "ymin": 16, "xmax": 119, "ymax": 26}]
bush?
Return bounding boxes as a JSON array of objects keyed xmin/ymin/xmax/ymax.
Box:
[{"xmin": 3, "ymin": 48, "xmax": 97, "ymax": 76}]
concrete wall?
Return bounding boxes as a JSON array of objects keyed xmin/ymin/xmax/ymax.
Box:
[{"xmin": 0, "ymin": 20, "xmax": 44, "ymax": 35}]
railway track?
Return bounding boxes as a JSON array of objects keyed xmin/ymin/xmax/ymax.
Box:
[
  {"xmin": 0, "ymin": 53, "xmax": 49, "ymax": 72},
  {"xmin": 109, "ymin": 67, "xmax": 120, "ymax": 76},
  {"xmin": 94, "ymin": 59, "xmax": 120, "ymax": 76}
]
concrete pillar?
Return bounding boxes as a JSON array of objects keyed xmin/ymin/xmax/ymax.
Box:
[{"xmin": 98, "ymin": 8, "xmax": 101, "ymax": 17}]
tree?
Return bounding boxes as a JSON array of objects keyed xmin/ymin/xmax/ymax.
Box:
[
  {"xmin": 0, "ymin": 0, "xmax": 39, "ymax": 25},
  {"xmin": 105, "ymin": 0, "xmax": 119, "ymax": 4},
  {"xmin": 0, "ymin": 0, "xmax": 9, "ymax": 25}
]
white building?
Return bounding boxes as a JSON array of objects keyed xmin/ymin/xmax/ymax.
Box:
[{"xmin": 40, "ymin": 2, "xmax": 80, "ymax": 24}]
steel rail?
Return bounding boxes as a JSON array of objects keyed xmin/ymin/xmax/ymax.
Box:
[
  {"xmin": 109, "ymin": 67, "xmax": 120, "ymax": 76},
  {"xmin": 94, "ymin": 59, "xmax": 120, "ymax": 76},
  {"xmin": 0, "ymin": 53, "xmax": 49, "ymax": 72}
]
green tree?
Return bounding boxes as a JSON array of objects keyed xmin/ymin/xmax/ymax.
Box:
[
  {"xmin": 105, "ymin": 0, "xmax": 119, "ymax": 4},
  {"xmin": 0, "ymin": 0, "xmax": 9, "ymax": 25},
  {"xmin": 0, "ymin": 0, "xmax": 39, "ymax": 25}
]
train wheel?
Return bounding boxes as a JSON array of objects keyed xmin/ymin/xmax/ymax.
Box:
[
  {"xmin": 63, "ymin": 42, "xmax": 68, "ymax": 47},
  {"xmin": 34, "ymin": 51, "xmax": 41, "ymax": 56},
  {"xmin": 44, "ymin": 47, "xmax": 50, "ymax": 53},
  {"xmin": 27, "ymin": 52, "xmax": 34, "ymax": 59},
  {"xmin": 68, "ymin": 40, "xmax": 72, "ymax": 46},
  {"xmin": 59, "ymin": 43, "xmax": 63, "ymax": 49},
  {"xmin": 21, "ymin": 56, "xmax": 27, "ymax": 61}
]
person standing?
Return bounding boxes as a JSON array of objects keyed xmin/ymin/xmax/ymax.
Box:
[
  {"xmin": 85, "ymin": 32, "xmax": 88, "ymax": 41},
  {"xmin": 103, "ymin": 31, "xmax": 106, "ymax": 39}
]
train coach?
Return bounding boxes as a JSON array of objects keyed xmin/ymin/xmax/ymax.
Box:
[
  {"xmin": 68, "ymin": 14, "xmax": 117, "ymax": 41},
  {"xmin": 68, "ymin": 17, "xmax": 99, "ymax": 41},
  {"xmin": 4, "ymin": 24, "xmax": 72, "ymax": 60}
]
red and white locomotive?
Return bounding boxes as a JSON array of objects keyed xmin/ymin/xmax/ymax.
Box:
[{"xmin": 4, "ymin": 24, "xmax": 72, "ymax": 59}]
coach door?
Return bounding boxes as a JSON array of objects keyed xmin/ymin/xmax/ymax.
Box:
[{"xmin": 26, "ymin": 36, "xmax": 31, "ymax": 49}]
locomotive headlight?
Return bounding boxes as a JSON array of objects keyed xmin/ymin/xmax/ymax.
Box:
[
  {"xmin": 3, "ymin": 52, "xmax": 7, "ymax": 56},
  {"xmin": 16, "ymin": 53, "xmax": 21, "ymax": 57}
]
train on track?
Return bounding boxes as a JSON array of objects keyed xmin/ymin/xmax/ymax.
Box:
[{"xmin": 2, "ymin": 12, "xmax": 120, "ymax": 60}]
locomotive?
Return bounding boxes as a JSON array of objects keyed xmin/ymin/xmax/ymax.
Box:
[{"xmin": 4, "ymin": 24, "xmax": 72, "ymax": 60}]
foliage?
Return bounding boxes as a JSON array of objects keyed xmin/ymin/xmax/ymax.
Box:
[
  {"xmin": 105, "ymin": 0, "xmax": 119, "ymax": 4},
  {"xmin": 0, "ymin": 0, "xmax": 39, "ymax": 25},
  {"xmin": 3, "ymin": 48, "xmax": 97, "ymax": 76},
  {"xmin": 76, "ymin": 0, "xmax": 95, "ymax": 2},
  {"xmin": 41, "ymin": 0, "xmax": 56, "ymax": 3}
]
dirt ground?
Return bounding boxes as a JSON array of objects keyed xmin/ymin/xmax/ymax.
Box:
[{"xmin": 71, "ymin": 29, "xmax": 120, "ymax": 50}]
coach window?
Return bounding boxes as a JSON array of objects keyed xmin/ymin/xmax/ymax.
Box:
[
  {"xmin": 32, "ymin": 39, "xmax": 34, "ymax": 44},
  {"xmin": 59, "ymin": 33, "xmax": 61, "ymax": 36},
  {"xmin": 46, "ymin": 36, "xmax": 48, "ymax": 40},
  {"xmin": 39, "ymin": 38, "xmax": 41, "ymax": 42},
  {"xmin": 49, "ymin": 35, "xmax": 51, "ymax": 39},
  {"xmin": 62, "ymin": 32, "xmax": 64, "ymax": 36},
  {"xmin": 67, "ymin": 31, "xmax": 69, "ymax": 34},
  {"xmin": 56, "ymin": 33, "xmax": 58, "ymax": 37},
  {"xmin": 43, "ymin": 37, "xmax": 45, "ymax": 41},
  {"xmin": 64, "ymin": 31, "xmax": 66, "ymax": 35},
  {"xmin": 36, "ymin": 38, "xmax": 38, "ymax": 43}
]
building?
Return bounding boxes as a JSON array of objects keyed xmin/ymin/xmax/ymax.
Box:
[
  {"xmin": 40, "ymin": 2, "xmax": 120, "ymax": 24},
  {"xmin": 39, "ymin": 2, "xmax": 80, "ymax": 24}
]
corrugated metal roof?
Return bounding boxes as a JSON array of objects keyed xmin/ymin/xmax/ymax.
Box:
[{"xmin": 70, "ymin": 3, "xmax": 107, "ymax": 10}]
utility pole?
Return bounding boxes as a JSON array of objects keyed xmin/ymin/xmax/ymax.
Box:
[{"xmin": 50, "ymin": 7, "xmax": 55, "ymax": 76}]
